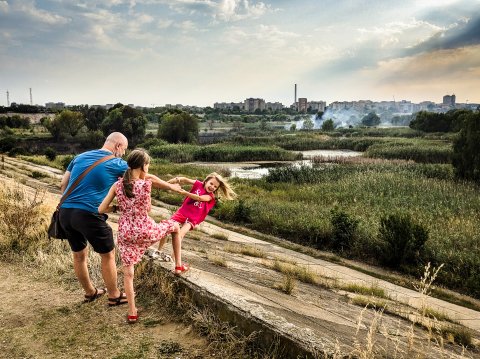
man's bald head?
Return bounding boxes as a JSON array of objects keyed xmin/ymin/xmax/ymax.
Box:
[{"xmin": 103, "ymin": 132, "xmax": 128, "ymax": 157}]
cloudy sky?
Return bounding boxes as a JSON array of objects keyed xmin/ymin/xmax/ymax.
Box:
[{"xmin": 1, "ymin": 0, "xmax": 479, "ymax": 107}]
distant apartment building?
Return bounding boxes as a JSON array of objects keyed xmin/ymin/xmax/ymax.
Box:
[
  {"xmin": 265, "ymin": 102, "xmax": 284, "ymax": 111},
  {"xmin": 297, "ymin": 98, "xmax": 308, "ymax": 112},
  {"xmin": 443, "ymin": 94, "xmax": 456, "ymax": 106},
  {"xmin": 417, "ymin": 101, "xmax": 435, "ymax": 111},
  {"xmin": 308, "ymin": 101, "xmax": 326, "ymax": 112},
  {"xmin": 396, "ymin": 100, "xmax": 414, "ymax": 113},
  {"xmin": 45, "ymin": 102, "xmax": 65, "ymax": 110},
  {"xmin": 244, "ymin": 98, "xmax": 265, "ymax": 112},
  {"xmin": 214, "ymin": 102, "xmax": 244, "ymax": 111}
]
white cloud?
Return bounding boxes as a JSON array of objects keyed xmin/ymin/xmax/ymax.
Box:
[
  {"xmin": 157, "ymin": 19, "xmax": 173, "ymax": 29},
  {"xmin": 215, "ymin": 0, "xmax": 269, "ymax": 21},
  {"xmin": 14, "ymin": 0, "xmax": 70, "ymax": 25},
  {"xmin": 0, "ymin": 1, "xmax": 8, "ymax": 13},
  {"xmin": 357, "ymin": 18, "xmax": 443, "ymax": 49},
  {"xmin": 176, "ymin": 20, "xmax": 197, "ymax": 32}
]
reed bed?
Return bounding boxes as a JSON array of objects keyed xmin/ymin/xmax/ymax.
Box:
[
  {"xmin": 364, "ymin": 140, "xmax": 452, "ymax": 163},
  {"xmin": 149, "ymin": 143, "xmax": 300, "ymax": 163},
  {"xmin": 213, "ymin": 164, "xmax": 480, "ymax": 298}
]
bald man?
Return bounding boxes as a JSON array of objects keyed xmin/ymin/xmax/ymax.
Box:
[{"xmin": 59, "ymin": 132, "xmax": 129, "ymax": 305}]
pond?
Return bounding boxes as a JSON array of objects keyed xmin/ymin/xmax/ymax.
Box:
[{"xmin": 198, "ymin": 149, "xmax": 363, "ymax": 179}]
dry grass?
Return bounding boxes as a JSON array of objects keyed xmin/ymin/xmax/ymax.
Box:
[
  {"xmin": 211, "ymin": 232, "xmax": 229, "ymax": 241},
  {"xmin": 0, "ymin": 184, "xmax": 47, "ymax": 253},
  {"xmin": 350, "ymin": 295, "xmax": 389, "ymax": 311},
  {"xmin": 274, "ymin": 274, "xmax": 296, "ymax": 295},
  {"xmin": 224, "ymin": 243, "xmax": 267, "ymax": 258},
  {"xmin": 265, "ymin": 259, "xmax": 317, "ymax": 285},
  {"xmin": 207, "ymin": 253, "xmax": 228, "ymax": 267},
  {"xmin": 340, "ymin": 283, "xmax": 388, "ymax": 299},
  {"xmin": 187, "ymin": 232, "xmax": 203, "ymax": 241}
]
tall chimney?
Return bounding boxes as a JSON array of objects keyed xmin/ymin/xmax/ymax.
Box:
[
  {"xmin": 6, "ymin": 90, "xmax": 9, "ymax": 106},
  {"xmin": 30, "ymin": 88, "xmax": 33, "ymax": 105},
  {"xmin": 294, "ymin": 84, "xmax": 297, "ymax": 111}
]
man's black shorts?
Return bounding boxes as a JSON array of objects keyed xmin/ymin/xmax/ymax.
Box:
[{"xmin": 59, "ymin": 208, "xmax": 114, "ymax": 254}]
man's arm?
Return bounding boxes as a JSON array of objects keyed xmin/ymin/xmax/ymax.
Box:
[{"xmin": 60, "ymin": 171, "xmax": 71, "ymax": 194}]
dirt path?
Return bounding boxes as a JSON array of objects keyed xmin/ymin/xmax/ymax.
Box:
[{"xmin": 0, "ymin": 262, "xmax": 208, "ymax": 359}]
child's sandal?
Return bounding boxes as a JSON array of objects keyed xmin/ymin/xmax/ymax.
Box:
[
  {"xmin": 127, "ymin": 314, "xmax": 138, "ymax": 324},
  {"xmin": 174, "ymin": 263, "xmax": 190, "ymax": 275}
]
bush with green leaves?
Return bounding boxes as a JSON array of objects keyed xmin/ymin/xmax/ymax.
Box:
[
  {"xmin": 0, "ymin": 136, "xmax": 16, "ymax": 153},
  {"xmin": 321, "ymin": 119, "xmax": 335, "ymax": 131},
  {"xmin": 329, "ymin": 208, "xmax": 359, "ymax": 251},
  {"xmin": 233, "ymin": 199, "xmax": 252, "ymax": 223},
  {"xmin": 44, "ymin": 147, "xmax": 57, "ymax": 161},
  {"xmin": 60, "ymin": 155, "xmax": 75, "ymax": 170},
  {"xmin": 378, "ymin": 213, "xmax": 428, "ymax": 269},
  {"xmin": 452, "ymin": 111, "xmax": 480, "ymax": 182},
  {"xmin": 158, "ymin": 110, "xmax": 199, "ymax": 143}
]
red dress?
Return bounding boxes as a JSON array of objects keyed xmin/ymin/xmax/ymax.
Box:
[{"xmin": 116, "ymin": 178, "xmax": 176, "ymax": 266}]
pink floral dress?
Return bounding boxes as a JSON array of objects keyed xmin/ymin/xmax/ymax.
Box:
[{"xmin": 116, "ymin": 178, "xmax": 176, "ymax": 266}]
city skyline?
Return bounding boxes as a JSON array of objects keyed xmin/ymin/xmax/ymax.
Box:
[{"xmin": 1, "ymin": 0, "xmax": 479, "ymax": 107}]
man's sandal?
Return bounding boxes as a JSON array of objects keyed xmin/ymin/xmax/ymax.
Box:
[
  {"xmin": 108, "ymin": 292, "xmax": 128, "ymax": 306},
  {"xmin": 174, "ymin": 263, "xmax": 190, "ymax": 275},
  {"xmin": 84, "ymin": 287, "xmax": 106, "ymax": 303}
]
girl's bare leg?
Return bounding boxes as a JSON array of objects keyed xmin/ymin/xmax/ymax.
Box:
[
  {"xmin": 172, "ymin": 223, "xmax": 191, "ymax": 266},
  {"xmin": 123, "ymin": 265, "xmax": 136, "ymax": 316}
]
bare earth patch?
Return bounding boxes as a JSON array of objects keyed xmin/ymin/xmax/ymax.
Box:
[{"xmin": 0, "ymin": 262, "xmax": 208, "ymax": 359}]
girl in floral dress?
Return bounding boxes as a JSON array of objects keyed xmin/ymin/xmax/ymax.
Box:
[{"xmin": 98, "ymin": 148, "xmax": 181, "ymax": 323}]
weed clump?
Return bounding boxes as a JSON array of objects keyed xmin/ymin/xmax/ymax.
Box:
[
  {"xmin": 330, "ymin": 208, "xmax": 359, "ymax": 251},
  {"xmin": 378, "ymin": 213, "xmax": 428, "ymax": 269},
  {"xmin": 0, "ymin": 185, "xmax": 47, "ymax": 253}
]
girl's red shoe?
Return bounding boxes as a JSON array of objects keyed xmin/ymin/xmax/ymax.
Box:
[{"xmin": 174, "ymin": 262, "xmax": 190, "ymax": 275}]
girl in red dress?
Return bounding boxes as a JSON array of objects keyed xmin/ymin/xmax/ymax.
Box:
[
  {"xmin": 156, "ymin": 172, "xmax": 237, "ymax": 275},
  {"xmin": 99, "ymin": 149, "xmax": 181, "ymax": 323}
]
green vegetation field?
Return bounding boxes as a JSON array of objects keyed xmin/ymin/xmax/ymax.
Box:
[{"xmin": 13, "ymin": 124, "xmax": 480, "ymax": 299}]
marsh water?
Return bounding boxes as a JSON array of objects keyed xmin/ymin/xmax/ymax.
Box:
[{"xmin": 201, "ymin": 149, "xmax": 363, "ymax": 179}]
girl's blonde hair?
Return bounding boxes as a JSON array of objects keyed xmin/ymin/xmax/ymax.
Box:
[
  {"xmin": 123, "ymin": 148, "xmax": 150, "ymax": 198},
  {"xmin": 204, "ymin": 172, "xmax": 237, "ymax": 201}
]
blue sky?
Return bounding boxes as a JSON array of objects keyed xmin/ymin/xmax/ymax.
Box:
[{"xmin": 1, "ymin": 0, "xmax": 479, "ymax": 107}]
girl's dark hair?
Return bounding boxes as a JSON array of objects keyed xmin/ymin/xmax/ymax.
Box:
[{"xmin": 122, "ymin": 148, "xmax": 150, "ymax": 198}]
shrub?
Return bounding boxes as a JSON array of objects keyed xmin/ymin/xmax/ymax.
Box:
[
  {"xmin": 378, "ymin": 213, "xmax": 428, "ymax": 269},
  {"xmin": 0, "ymin": 136, "xmax": 16, "ymax": 153},
  {"xmin": 233, "ymin": 199, "xmax": 252, "ymax": 223},
  {"xmin": 452, "ymin": 111, "xmax": 480, "ymax": 182},
  {"xmin": 330, "ymin": 209, "xmax": 359, "ymax": 251},
  {"xmin": 60, "ymin": 155, "xmax": 75, "ymax": 170},
  {"xmin": 8, "ymin": 147, "xmax": 29, "ymax": 157},
  {"xmin": 77, "ymin": 129, "xmax": 105, "ymax": 149},
  {"xmin": 44, "ymin": 147, "xmax": 57, "ymax": 161}
]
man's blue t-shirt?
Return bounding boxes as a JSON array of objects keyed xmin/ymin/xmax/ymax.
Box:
[{"xmin": 60, "ymin": 149, "xmax": 128, "ymax": 213}]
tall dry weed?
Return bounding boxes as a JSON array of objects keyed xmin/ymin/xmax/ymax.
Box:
[{"xmin": 0, "ymin": 184, "xmax": 47, "ymax": 253}]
